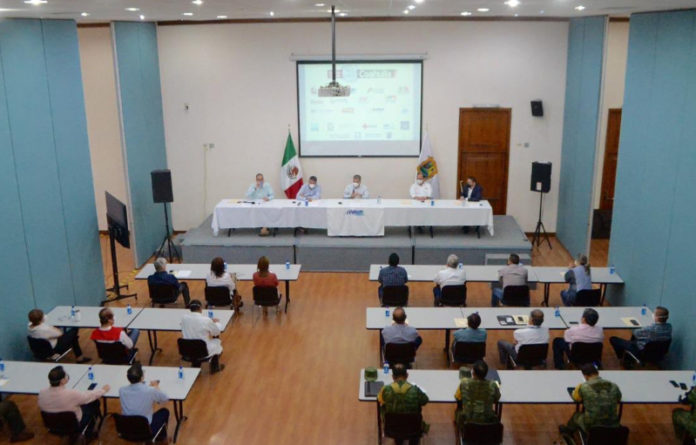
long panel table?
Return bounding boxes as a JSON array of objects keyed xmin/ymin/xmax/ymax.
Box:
[
  {"xmin": 46, "ymin": 305, "xmax": 143, "ymax": 328},
  {"xmin": 0, "ymin": 361, "xmax": 89, "ymax": 395},
  {"xmin": 128, "ymin": 308, "xmax": 234, "ymax": 365},
  {"xmin": 136, "ymin": 263, "xmax": 301, "ymax": 313},
  {"xmin": 211, "ymin": 198, "xmax": 495, "ymax": 237},
  {"xmin": 533, "ymin": 266, "xmax": 625, "ymax": 306}
]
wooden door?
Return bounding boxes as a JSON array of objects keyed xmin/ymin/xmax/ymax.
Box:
[
  {"xmin": 457, "ymin": 108, "xmax": 511, "ymax": 214},
  {"xmin": 599, "ymin": 109, "xmax": 621, "ymax": 210}
]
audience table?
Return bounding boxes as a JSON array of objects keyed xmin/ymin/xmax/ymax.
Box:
[
  {"xmin": 0, "ymin": 361, "xmax": 88, "ymax": 395},
  {"xmin": 127, "ymin": 307, "xmax": 235, "ymax": 365},
  {"xmin": 46, "ymin": 305, "xmax": 143, "ymax": 328},
  {"xmin": 136, "ymin": 263, "xmax": 301, "ymax": 313},
  {"xmin": 532, "ymin": 266, "xmax": 624, "ymax": 306},
  {"xmin": 559, "ymin": 306, "xmax": 653, "ymax": 329},
  {"xmin": 72, "ymin": 364, "xmax": 200, "ymax": 443}
]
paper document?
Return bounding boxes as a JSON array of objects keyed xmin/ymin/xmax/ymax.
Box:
[
  {"xmin": 621, "ymin": 317, "xmax": 641, "ymax": 327},
  {"xmin": 0, "ymin": 378, "xmax": 7, "ymax": 387},
  {"xmin": 454, "ymin": 318, "xmax": 468, "ymax": 328},
  {"xmin": 514, "ymin": 315, "xmax": 529, "ymax": 325},
  {"xmin": 174, "ymin": 270, "xmax": 192, "ymax": 279},
  {"xmin": 400, "ymin": 200, "xmax": 413, "ymax": 205}
]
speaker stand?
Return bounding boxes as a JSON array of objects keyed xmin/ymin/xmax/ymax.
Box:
[
  {"xmin": 532, "ymin": 191, "xmax": 552, "ymax": 249},
  {"xmin": 155, "ymin": 203, "xmax": 180, "ymax": 263},
  {"xmin": 102, "ymin": 226, "xmax": 137, "ymax": 305}
]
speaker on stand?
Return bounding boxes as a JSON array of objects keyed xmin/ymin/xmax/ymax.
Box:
[
  {"xmin": 530, "ymin": 162, "xmax": 552, "ymax": 249},
  {"xmin": 151, "ymin": 169, "xmax": 180, "ymax": 262}
]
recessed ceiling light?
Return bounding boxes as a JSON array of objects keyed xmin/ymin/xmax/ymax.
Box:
[
  {"xmin": 269, "ymin": 10, "xmax": 274, "ymax": 16},
  {"xmin": 408, "ymin": 5, "xmax": 415, "ymax": 10},
  {"xmin": 139, "ymin": 14, "xmax": 145, "ymax": 20},
  {"xmin": 24, "ymin": 0, "xmax": 47, "ymax": 5},
  {"xmin": 460, "ymin": 11, "xmax": 472, "ymax": 16},
  {"xmin": 125, "ymin": 7, "xmax": 139, "ymax": 11},
  {"xmin": 539, "ymin": 9, "xmax": 545, "ymax": 14},
  {"xmin": 191, "ymin": 0, "xmax": 203, "ymax": 4},
  {"xmin": 477, "ymin": 8, "xmax": 490, "ymax": 12},
  {"xmin": 505, "ymin": 0, "xmax": 520, "ymax": 7},
  {"xmin": 326, "ymin": 8, "xmax": 341, "ymax": 13},
  {"xmin": 216, "ymin": 15, "xmax": 227, "ymax": 19},
  {"xmin": 414, "ymin": 0, "xmax": 424, "ymax": 3},
  {"xmin": 575, "ymin": 5, "xmax": 585, "ymax": 10},
  {"xmin": 403, "ymin": 9, "xmax": 409, "ymax": 14},
  {"xmin": 80, "ymin": 11, "xmax": 89, "ymax": 16},
  {"xmin": 182, "ymin": 12, "xmax": 193, "ymax": 16},
  {"xmin": 315, "ymin": 2, "xmax": 325, "ymax": 6},
  {"xmin": 338, "ymin": 12, "xmax": 347, "ymax": 16}
]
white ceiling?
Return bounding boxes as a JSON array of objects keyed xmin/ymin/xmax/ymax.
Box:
[{"xmin": 0, "ymin": 0, "xmax": 694, "ymax": 22}]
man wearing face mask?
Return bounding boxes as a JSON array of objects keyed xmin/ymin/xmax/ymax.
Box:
[
  {"xmin": 297, "ymin": 175, "xmax": 321, "ymax": 201},
  {"xmin": 459, "ymin": 176, "xmax": 483, "ymax": 202},
  {"xmin": 343, "ymin": 174, "xmax": 369, "ymax": 199},
  {"xmin": 409, "ymin": 172, "xmax": 432, "ymax": 202},
  {"xmin": 245, "ymin": 173, "xmax": 275, "ymax": 236}
]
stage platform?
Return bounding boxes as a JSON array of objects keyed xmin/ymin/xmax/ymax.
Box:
[{"xmin": 179, "ymin": 215, "xmax": 532, "ymax": 272}]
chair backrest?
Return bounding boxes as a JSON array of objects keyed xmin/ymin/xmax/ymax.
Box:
[
  {"xmin": 113, "ymin": 414, "xmax": 155, "ymax": 442},
  {"xmin": 574, "ymin": 289, "xmax": 602, "ymax": 306},
  {"xmin": 569, "ymin": 342, "xmax": 603, "ymax": 366},
  {"xmin": 27, "ymin": 336, "xmax": 54, "ymax": 360},
  {"xmin": 453, "ymin": 342, "xmax": 486, "ymax": 364},
  {"xmin": 384, "ymin": 342, "xmax": 417, "ymax": 367},
  {"xmin": 640, "ymin": 339, "xmax": 671, "ymax": 363},
  {"xmin": 384, "ymin": 412, "xmax": 423, "ymax": 441},
  {"xmin": 177, "ymin": 338, "xmax": 210, "ymax": 362},
  {"xmin": 515, "ymin": 343, "xmax": 548, "ymax": 368},
  {"xmin": 461, "ymin": 421, "xmax": 504, "ymax": 445},
  {"xmin": 95, "ymin": 341, "xmax": 132, "ymax": 365},
  {"xmin": 382, "ymin": 285, "xmax": 409, "ymax": 307},
  {"xmin": 501, "ymin": 285, "xmax": 530, "ymax": 307},
  {"xmin": 205, "ymin": 286, "xmax": 232, "ymax": 307},
  {"xmin": 41, "ymin": 411, "xmax": 80, "ymax": 436},
  {"xmin": 148, "ymin": 283, "xmax": 179, "ymax": 305},
  {"xmin": 252, "ymin": 286, "xmax": 281, "ymax": 306},
  {"xmin": 586, "ymin": 425, "xmax": 629, "ymax": 445},
  {"xmin": 440, "ymin": 285, "xmax": 468, "ymax": 307}
]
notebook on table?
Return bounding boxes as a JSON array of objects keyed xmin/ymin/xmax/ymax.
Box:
[{"xmin": 365, "ymin": 381, "xmax": 384, "ymax": 397}]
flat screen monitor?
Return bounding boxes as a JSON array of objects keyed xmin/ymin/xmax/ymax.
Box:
[{"xmin": 105, "ymin": 191, "xmax": 130, "ymax": 248}]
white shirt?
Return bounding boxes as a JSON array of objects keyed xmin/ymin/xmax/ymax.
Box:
[
  {"xmin": 181, "ymin": 311, "xmax": 223, "ymax": 356},
  {"xmin": 206, "ymin": 271, "xmax": 236, "ymax": 295},
  {"xmin": 343, "ymin": 183, "xmax": 369, "ymax": 199},
  {"xmin": 409, "ymin": 182, "xmax": 432, "ymax": 199},
  {"xmin": 433, "ymin": 267, "xmax": 466, "ymax": 288},
  {"xmin": 513, "ymin": 325, "xmax": 549, "ymax": 352},
  {"xmin": 28, "ymin": 322, "xmax": 63, "ymax": 348}
]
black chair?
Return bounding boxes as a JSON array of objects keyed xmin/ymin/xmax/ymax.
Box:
[
  {"xmin": 460, "ymin": 421, "xmax": 504, "ymax": 445},
  {"xmin": 148, "ymin": 283, "xmax": 179, "ymax": 307},
  {"xmin": 27, "ymin": 336, "xmax": 71, "ymax": 362},
  {"xmin": 574, "ymin": 289, "xmax": 602, "ymax": 306},
  {"xmin": 205, "ymin": 286, "xmax": 233, "ymax": 308},
  {"xmin": 113, "ymin": 413, "xmax": 167, "ymax": 443},
  {"xmin": 501, "ymin": 285, "xmax": 530, "ymax": 307},
  {"xmin": 177, "ymin": 338, "xmax": 212, "ymax": 368},
  {"xmin": 382, "ymin": 285, "xmax": 409, "ymax": 307},
  {"xmin": 450, "ymin": 342, "xmax": 486, "ymax": 366},
  {"xmin": 438, "ymin": 285, "xmax": 468, "ymax": 307},
  {"xmin": 383, "ymin": 342, "xmax": 417, "ymax": 368},
  {"xmin": 625, "ymin": 339, "xmax": 671, "ymax": 368},
  {"xmin": 579, "ymin": 425, "xmax": 629, "ymax": 445},
  {"xmin": 252, "ymin": 286, "xmax": 283, "ymax": 325},
  {"xmin": 509, "ymin": 343, "xmax": 548, "ymax": 369},
  {"xmin": 568, "ymin": 342, "xmax": 603, "ymax": 368},
  {"xmin": 384, "ymin": 412, "xmax": 423, "ymax": 444},
  {"xmin": 94, "ymin": 341, "xmax": 137, "ymax": 365},
  {"xmin": 41, "ymin": 410, "xmax": 95, "ymax": 443}
]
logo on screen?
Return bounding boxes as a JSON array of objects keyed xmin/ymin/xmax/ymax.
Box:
[{"xmin": 346, "ymin": 210, "xmax": 364, "ymax": 216}]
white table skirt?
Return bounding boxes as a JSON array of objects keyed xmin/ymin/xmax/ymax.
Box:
[{"xmin": 211, "ymin": 198, "xmax": 494, "ymax": 237}]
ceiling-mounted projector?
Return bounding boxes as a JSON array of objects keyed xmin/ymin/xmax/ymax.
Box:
[{"xmin": 319, "ymin": 5, "xmax": 350, "ymax": 97}]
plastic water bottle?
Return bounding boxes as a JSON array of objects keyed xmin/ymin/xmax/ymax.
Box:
[
  {"xmin": 458, "ymin": 263, "xmax": 464, "ymax": 270},
  {"xmin": 126, "ymin": 304, "xmax": 132, "ymax": 315},
  {"xmin": 377, "ymin": 195, "xmax": 382, "ymax": 205},
  {"xmin": 224, "ymin": 262, "xmax": 228, "ymax": 272},
  {"xmin": 641, "ymin": 304, "xmax": 647, "ymax": 316},
  {"xmin": 609, "ymin": 264, "xmax": 616, "ymax": 275},
  {"xmin": 70, "ymin": 305, "xmax": 76, "ymax": 319},
  {"xmin": 178, "ymin": 366, "xmax": 184, "ymax": 381},
  {"xmin": 554, "ymin": 306, "xmax": 561, "ymax": 317},
  {"xmin": 285, "ymin": 261, "xmax": 290, "ymax": 270},
  {"xmin": 305, "ymin": 200, "xmax": 309, "ymax": 207},
  {"xmin": 385, "ymin": 308, "xmax": 391, "ymax": 320},
  {"xmin": 208, "ymin": 306, "xmax": 214, "ymax": 319},
  {"xmin": 0, "ymin": 358, "xmax": 5, "ymax": 377},
  {"xmin": 87, "ymin": 366, "xmax": 94, "ymax": 381},
  {"xmin": 383, "ymin": 361, "xmax": 390, "ymax": 375},
  {"xmin": 430, "ymin": 199, "xmax": 434, "ymax": 207}
]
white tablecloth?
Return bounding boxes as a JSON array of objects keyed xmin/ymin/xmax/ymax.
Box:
[{"xmin": 211, "ymin": 199, "xmax": 494, "ymax": 237}]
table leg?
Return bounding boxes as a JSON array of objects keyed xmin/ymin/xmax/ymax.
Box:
[
  {"xmin": 173, "ymin": 400, "xmax": 187, "ymax": 443},
  {"xmin": 444, "ymin": 329, "xmax": 450, "ymax": 353},
  {"xmin": 98, "ymin": 398, "xmax": 108, "ymax": 431},
  {"xmin": 600, "ymin": 284, "xmax": 607, "ymax": 306},
  {"xmin": 285, "ymin": 280, "xmax": 290, "ymax": 313},
  {"xmin": 543, "ymin": 283, "xmax": 551, "ymax": 307},
  {"xmin": 376, "ymin": 401, "xmax": 382, "ymax": 445},
  {"xmin": 147, "ymin": 330, "xmax": 161, "ymax": 365}
]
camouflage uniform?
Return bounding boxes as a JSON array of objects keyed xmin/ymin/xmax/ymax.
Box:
[
  {"xmin": 673, "ymin": 389, "xmax": 696, "ymax": 440},
  {"xmin": 378, "ymin": 380, "xmax": 430, "ymax": 436},
  {"xmin": 454, "ymin": 378, "xmax": 501, "ymax": 428},
  {"xmin": 567, "ymin": 376, "xmax": 622, "ymax": 433}
]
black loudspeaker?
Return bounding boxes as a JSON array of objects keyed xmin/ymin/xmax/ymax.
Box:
[
  {"xmin": 530, "ymin": 162, "xmax": 551, "ymax": 193},
  {"xmin": 531, "ymin": 100, "xmax": 544, "ymax": 117},
  {"xmin": 151, "ymin": 169, "xmax": 173, "ymax": 203}
]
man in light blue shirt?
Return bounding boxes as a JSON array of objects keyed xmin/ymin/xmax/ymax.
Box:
[
  {"xmin": 381, "ymin": 307, "xmax": 422, "ymax": 350},
  {"xmin": 246, "ymin": 173, "xmax": 275, "ymax": 201},
  {"xmin": 119, "ymin": 364, "xmax": 169, "ymax": 443},
  {"xmin": 343, "ymin": 174, "xmax": 369, "ymax": 199},
  {"xmin": 297, "ymin": 175, "xmax": 321, "ymax": 201}
]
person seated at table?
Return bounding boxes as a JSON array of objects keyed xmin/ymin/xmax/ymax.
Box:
[
  {"xmin": 409, "ymin": 172, "xmax": 432, "ymax": 202},
  {"xmin": 609, "ymin": 306, "xmax": 671, "ymax": 367},
  {"xmin": 452, "ymin": 312, "xmax": 486, "ymax": 356},
  {"xmin": 297, "ymin": 175, "xmax": 321, "ymax": 201},
  {"xmin": 497, "ymin": 309, "xmax": 548, "ymax": 368},
  {"xmin": 38, "ymin": 365, "xmax": 109, "ymax": 440},
  {"xmin": 561, "ymin": 254, "xmax": 593, "ymax": 306},
  {"xmin": 673, "ymin": 384, "xmax": 696, "ymax": 442},
  {"xmin": 491, "ymin": 253, "xmax": 528, "ymax": 307},
  {"xmin": 454, "ymin": 359, "xmax": 500, "ymax": 428},
  {"xmin": 90, "ymin": 308, "xmax": 140, "ymax": 352},
  {"xmin": 0, "ymin": 400, "xmax": 34, "ymax": 443},
  {"xmin": 148, "ymin": 257, "xmax": 191, "ymax": 307},
  {"xmin": 343, "ymin": 174, "xmax": 369, "ymax": 199},
  {"xmin": 381, "ymin": 307, "xmax": 423, "ymax": 351},
  {"xmin": 552, "ymin": 308, "xmax": 603, "ymax": 370},
  {"xmin": 559, "ymin": 364, "xmax": 621, "ymax": 438},
  {"xmin": 119, "ymin": 364, "xmax": 169, "ymax": 444},
  {"xmin": 206, "ymin": 256, "xmax": 242, "ymax": 309},
  {"xmin": 433, "ymin": 254, "xmax": 467, "ymax": 306},
  {"xmin": 27, "ymin": 308, "xmax": 91, "ymax": 363},
  {"xmin": 245, "ymin": 173, "xmax": 275, "ymax": 236},
  {"xmin": 378, "ymin": 253, "xmax": 408, "ymax": 303},
  {"xmin": 377, "ymin": 363, "xmax": 429, "ymax": 445},
  {"xmin": 459, "ymin": 176, "xmax": 483, "ymax": 202},
  {"xmin": 253, "ymin": 256, "xmax": 279, "ymax": 314},
  {"xmin": 181, "ymin": 300, "xmax": 224, "ymax": 374}
]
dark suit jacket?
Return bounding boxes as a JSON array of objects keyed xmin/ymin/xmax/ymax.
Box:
[
  {"xmin": 461, "ymin": 184, "xmax": 483, "ymax": 202},
  {"xmin": 147, "ymin": 271, "xmax": 180, "ymax": 289}
]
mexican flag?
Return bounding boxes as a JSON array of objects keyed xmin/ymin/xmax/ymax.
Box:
[{"xmin": 281, "ymin": 133, "xmax": 303, "ymax": 198}]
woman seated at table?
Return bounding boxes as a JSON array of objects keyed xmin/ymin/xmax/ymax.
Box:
[
  {"xmin": 253, "ymin": 256, "xmax": 279, "ymax": 313},
  {"xmin": 561, "ymin": 254, "xmax": 592, "ymax": 306},
  {"xmin": 206, "ymin": 256, "xmax": 242, "ymax": 309}
]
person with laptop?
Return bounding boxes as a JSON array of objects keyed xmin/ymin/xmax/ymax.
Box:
[
  {"xmin": 454, "ymin": 360, "xmax": 501, "ymax": 427},
  {"xmin": 27, "ymin": 308, "xmax": 91, "ymax": 363},
  {"xmin": 119, "ymin": 364, "xmax": 169, "ymax": 443},
  {"xmin": 433, "ymin": 254, "xmax": 467, "ymax": 306},
  {"xmin": 497, "ymin": 309, "xmax": 548, "ymax": 368},
  {"xmin": 377, "ymin": 363, "xmax": 429, "ymax": 445},
  {"xmin": 491, "ymin": 253, "xmax": 529, "ymax": 307},
  {"xmin": 552, "ymin": 308, "xmax": 603, "ymax": 370}
]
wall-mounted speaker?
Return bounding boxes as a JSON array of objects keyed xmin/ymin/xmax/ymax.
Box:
[
  {"xmin": 531, "ymin": 100, "xmax": 544, "ymax": 117},
  {"xmin": 151, "ymin": 169, "xmax": 173, "ymax": 203}
]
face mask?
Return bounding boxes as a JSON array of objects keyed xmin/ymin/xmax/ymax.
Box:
[
  {"xmin": 308, "ymin": 184, "xmax": 316, "ymax": 189},
  {"xmin": 417, "ymin": 179, "xmax": 424, "ymax": 185},
  {"xmin": 353, "ymin": 182, "xmax": 360, "ymax": 188}
]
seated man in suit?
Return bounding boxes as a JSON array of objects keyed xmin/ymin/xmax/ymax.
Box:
[
  {"xmin": 382, "ymin": 307, "xmax": 423, "ymax": 351},
  {"xmin": 27, "ymin": 309, "xmax": 91, "ymax": 363},
  {"xmin": 0, "ymin": 400, "xmax": 34, "ymax": 442},
  {"xmin": 553, "ymin": 308, "xmax": 603, "ymax": 369},
  {"xmin": 433, "ymin": 254, "xmax": 467, "ymax": 306},
  {"xmin": 147, "ymin": 257, "xmax": 191, "ymax": 306},
  {"xmin": 377, "ymin": 364, "xmax": 429, "ymax": 445},
  {"xmin": 459, "ymin": 176, "xmax": 483, "ymax": 202},
  {"xmin": 377, "ymin": 253, "xmax": 408, "ymax": 302},
  {"xmin": 610, "ymin": 306, "xmax": 671, "ymax": 367},
  {"xmin": 181, "ymin": 300, "xmax": 225, "ymax": 374},
  {"xmin": 90, "ymin": 308, "xmax": 140, "ymax": 353},
  {"xmin": 454, "ymin": 360, "xmax": 500, "ymax": 428},
  {"xmin": 491, "ymin": 253, "xmax": 528, "ymax": 307},
  {"xmin": 119, "ymin": 364, "xmax": 170, "ymax": 444},
  {"xmin": 497, "ymin": 309, "xmax": 548, "ymax": 368},
  {"xmin": 451, "ymin": 312, "xmax": 486, "ymax": 357}
]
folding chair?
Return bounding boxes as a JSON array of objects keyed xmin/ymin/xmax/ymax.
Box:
[
  {"xmin": 382, "ymin": 285, "xmax": 409, "ymax": 307},
  {"xmin": 459, "ymin": 421, "xmax": 504, "ymax": 445},
  {"xmin": 41, "ymin": 410, "xmax": 97, "ymax": 444},
  {"xmin": 384, "ymin": 412, "xmax": 423, "ymax": 444},
  {"xmin": 177, "ymin": 338, "xmax": 213, "ymax": 368},
  {"xmin": 95, "ymin": 341, "xmax": 138, "ymax": 365},
  {"xmin": 383, "ymin": 342, "xmax": 417, "ymax": 368},
  {"xmin": 450, "ymin": 342, "xmax": 486, "ymax": 366},
  {"xmin": 252, "ymin": 286, "xmax": 283, "ymax": 325},
  {"xmin": 567, "ymin": 342, "xmax": 603, "ymax": 369},
  {"xmin": 113, "ymin": 413, "xmax": 167, "ymax": 443},
  {"xmin": 148, "ymin": 283, "xmax": 179, "ymax": 307},
  {"xmin": 438, "ymin": 285, "xmax": 468, "ymax": 307},
  {"xmin": 27, "ymin": 336, "xmax": 71, "ymax": 362},
  {"xmin": 624, "ymin": 339, "xmax": 671, "ymax": 368},
  {"xmin": 574, "ymin": 289, "xmax": 602, "ymax": 306},
  {"xmin": 509, "ymin": 343, "xmax": 548, "ymax": 369},
  {"xmin": 578, "ymin": 425, "xmax": 629, "ymax": 445},
  {"xmin": 501, "ymin": 285, "xmax": 530, "ymax": 307},
  {"xmin": 205, "ymin": 286, "xmax": 233, "ymax": 309}
]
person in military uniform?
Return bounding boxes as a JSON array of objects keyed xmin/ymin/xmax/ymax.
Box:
[
  {"xmin": 454, "ymin": 360, "xmax": 501, "ymax": 429},
  {"xmin": 673, "ymin": 387, "xmax": 696, "ymax": 441},
  {"xmin": 377, "ymin": 363, "xmax": 429, "ymax": 445},
  {"xmin": 559, "ymin": 364, "xmax": 622, "ymax": 441}
]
